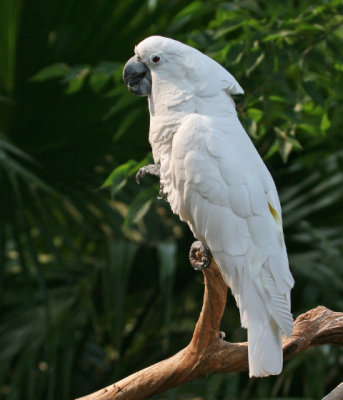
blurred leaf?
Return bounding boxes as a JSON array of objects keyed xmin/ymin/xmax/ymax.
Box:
[
  {"xmin": 320, "ymin": 112, "xmax": 331, "ymax": 132},
  {"xmin": 0, "ymin": 134, "xmax": 35, "ymax": 162},
  {"xmin": 0, "ymin": 0, "xmax": 22, "ymax": 93},
  {"xmin": 173, "ymin": 0, "xmax": 212, "ymax": 20},
  {"xmin": 157, "ymin": 241, "xmax": 177, "ymax": 351},
  {"xmin": 102, "ymin": 159, "xmax": 138, "ymax": 191},
  {"xmin": 63, "ymin": 65, "xmax": 91, "ymax": 94},
  {"xmin": 124, "ymin": 186, "xmax": 157, "ymax": 227},
  {"xmin": 102, "ymin": 155, "xmax": 150, "ymax": 196},
  {"xmin": 263, "ymin": 30, "xmax": 295, "ymax": 42},
  {"xmin": 29, "ymin": 63, "xmax": 70, "ymax": 82},
  {"xmin": 103, "ymin": 240, "xmax": 139, "ymax": 350},
  {"xmin": 247, "ymin": 108, "xmax": 263, "ymax": 123},
  {"xmin": 89, "ymin": 62, "xmax": 121, "ymax": 93}
]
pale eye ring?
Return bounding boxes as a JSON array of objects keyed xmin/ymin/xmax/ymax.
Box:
[{"xmin": 151, "ymin": 55, "xmax": 161, "ymax": 64}]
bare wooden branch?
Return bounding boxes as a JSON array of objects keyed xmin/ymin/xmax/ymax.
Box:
[
  {"xmin": 322, "ymin": 383, "xmax": 343, "ymax": 400},
  {"xmin": 77, "ymin": 259, "xmax": 343, "ymax": 400}
]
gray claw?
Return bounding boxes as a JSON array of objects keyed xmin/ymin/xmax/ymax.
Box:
[
  {"xmin": 136, "ymin": 163, "xmax": 161, "ymax": 184},
  {"xmin": 157, "ymin": 182, "xmax": 167, "ymax": 200},
  {"xmin": 136, "ymin": 163, "xmax": 167, "ymax": 200},
  {"xmin": 135, "ymin": 169, "xmax": 144, "ymax": 185}
]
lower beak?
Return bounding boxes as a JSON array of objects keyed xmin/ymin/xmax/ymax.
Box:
[{"xmin": 123, "ymin": 55, "xmax": 152, "ymax": 96}]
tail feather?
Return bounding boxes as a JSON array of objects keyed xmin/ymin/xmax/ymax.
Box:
[
  {"xmin": 240, "ymin": 266, "xmax": 284, "ymax": 377},
  {"xmin": 215, "ymin": 252, "xmax": 291, "ymax": 377},
  {"xmin": 248, "ymin": 318, "xmax": 282, "ymax": 377},
  {"xmin": 260, "ymin": 266, "xmax": 294, "ymax": 337}
]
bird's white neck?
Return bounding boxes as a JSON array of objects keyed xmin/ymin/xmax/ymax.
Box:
[{"xmin": 148, "ymin": 76, "xmax": 238, "ymax": 163}]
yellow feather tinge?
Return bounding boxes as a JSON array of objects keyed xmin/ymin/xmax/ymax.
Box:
[{"xmin": 268, "ymin": 202, "xmax": 281, "ymax": 227}]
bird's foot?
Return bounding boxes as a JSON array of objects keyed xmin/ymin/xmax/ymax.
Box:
[
  {"xmin": 136, "ymin": 163, "xmax": 160, "ymax": 184},
  {"xmin": 136, "ymin": 163, "xmax": 167, "ymax": 199},
  {"xmin": 189, "ymin": 241, "xmax": 212, "ymax": 271},
  {"xmin": 157, "ymin": 184, "xmax": 167, "ymax": 200}
]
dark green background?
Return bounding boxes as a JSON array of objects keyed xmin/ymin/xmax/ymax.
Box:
[{"xmin": 1, "ymin": 0, "xmax": 343, "ymax": 399}]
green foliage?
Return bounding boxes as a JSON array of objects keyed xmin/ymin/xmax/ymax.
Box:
[{"xmin": 0, "ymin": 0, "xmax": 343, "ymax": 399}]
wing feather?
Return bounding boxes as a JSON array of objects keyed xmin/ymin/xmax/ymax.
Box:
[
  {"xmin": 169, "ymin": 113, "xmax": 294, "ymax": 376},
  {"xmin": 171, "ymin": 112, "xmax": 293, "ymax": 314}
]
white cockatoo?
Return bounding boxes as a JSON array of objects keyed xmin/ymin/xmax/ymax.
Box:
[{"xmin": 123, "ymin": 36, "xmax": 294, "ymax": 377}]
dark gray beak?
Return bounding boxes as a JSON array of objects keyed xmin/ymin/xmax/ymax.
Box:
[{"xmin": 123, "ymin": 55, "xmax": 152, "ymax": 96}]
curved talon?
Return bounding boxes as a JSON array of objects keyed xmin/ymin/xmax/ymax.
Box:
[
  {"xmin": 136, "ymin": 163, "xmax": 167, "ymax": 201},
  {"xmin": 136, "ymin": 163, "xmax": 161, "ymax": 185},
  {"xmin": 189, "ymin": 241, "xmax": 212, "ymax": 271},
  {"xmin": 136, "ymin": 169, "xmax": 144, "ymax": 185},
  {"xmin": 157, "ymin": 182, "xmax": 167, "ymax": 200}
]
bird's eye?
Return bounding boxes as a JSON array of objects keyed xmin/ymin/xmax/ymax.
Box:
[{"xmin": 151, "ymin": 55, "xmax": 161, "ymax": 63}]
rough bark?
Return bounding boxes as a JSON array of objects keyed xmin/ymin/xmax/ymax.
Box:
[
  {"xmin": 322, "ymin": 383, "xmax": 343, "ymax": 400},
  {"xmin": 77, "ymin": 259, "xmax": 343, "ymax": 400}
]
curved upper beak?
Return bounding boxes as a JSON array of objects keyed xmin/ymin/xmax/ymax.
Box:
[{"xmin": 123, "ymin": 55, "xmax": 152, "ymax": 96}]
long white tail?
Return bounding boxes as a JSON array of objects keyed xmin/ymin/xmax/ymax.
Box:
[{"xmin": 216, "ymin": 253, "xmax": 293, "ymax": 377}]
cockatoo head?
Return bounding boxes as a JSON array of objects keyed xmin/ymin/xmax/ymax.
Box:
[{"xmin": 123, "ymin": 36, "xmax": 243, "ymax": 99}]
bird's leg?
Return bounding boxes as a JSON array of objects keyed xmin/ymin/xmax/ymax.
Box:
[
  {"xmin": 189, "ymin": 241, "xmax": 212, "ymax": 271},
  {"xmin": 189, "ymin": 241, "xmax": 226, "ymax": 339},
  {"xmin": 136, "ymin": 163, "xmax": 166, "ymax": 199}
]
